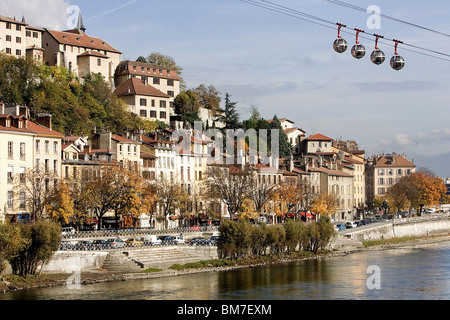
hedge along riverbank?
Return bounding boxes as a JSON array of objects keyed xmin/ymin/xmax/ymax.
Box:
[{"xmin": 217, "ymin": 216, "xmax": 335, "ymax": 260}]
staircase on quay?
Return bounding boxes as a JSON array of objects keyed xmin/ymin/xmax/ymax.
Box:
[{"xmin": 101, "ymin": 247, "xmax": 207, "ymax": 272}]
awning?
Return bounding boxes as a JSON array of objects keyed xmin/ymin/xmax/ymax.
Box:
[{"xmin": 299, "ymin": 211, "xmax": 314, "ymax": 218}]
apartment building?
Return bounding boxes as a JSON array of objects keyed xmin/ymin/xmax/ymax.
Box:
[
  {"xmin": 113, "ymin": 60, "xmax": 181, "ymax": 124},
  {"xmin": 309, "ymin": 166, "xmax": 354, "ymax": 221},
  {"xmin": 366, "ymin": 153, "xmax": 416, "ymax": 207},
  {"xmin": 0, "ymin": 105, "xmax": 63, "ymax": 222},
  {"xmin": 90, "ymin": 131, "xmax": 142, "ymax": 171},
  {"xmin": 0, "ymin": 16, "xmax": 44, "ymax": 60},
  {"xmin": 42, "ymin": 14, "xmax": 121, "ymax": 85}
]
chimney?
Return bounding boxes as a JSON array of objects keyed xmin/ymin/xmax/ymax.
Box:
[
  {"xmin": 0, "ymin": 103, "xmax": 4, "ymax": 114},
  {"xmin": 36, "ymin": 113, "xmax": 52, "ymax": 129}
]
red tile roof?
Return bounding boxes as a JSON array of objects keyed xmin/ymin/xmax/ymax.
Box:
[
  {"xmin": 111, "ymin": 134, "xmax": 141, "ymax": 144},
  {"xmin": 305, "ymin": 133, "xmax": 333, "ymax": 141},
  {"xmin": 78, "ymin": 50, "xmax": 109, "ymax": 58},
  {"xmin": 114, "ymin": 78, "xmax": 170, "ymax": 98},
  {"xmin": 115, "ymin": 60, "xmax": 181, "ymax": 81},
  {"xmin": 45, "ymin": 28, "xmax": 121, "ymax": 54}
]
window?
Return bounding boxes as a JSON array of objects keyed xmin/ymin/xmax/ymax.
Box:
[
  {"xmin": 45, "ymin": 159, "xmax": 49, "ymax": 173},
  {"xmin": 36, "ymin": 140, "xmax": 41, "ymax": 153},
  {"xmin": 97, "ymin": 58, "xmax": 101, "ymax": 66},
  {"xmin": 20, "ymin": 142, "xmax": 25, "ymax": 160},
  {"xmin": 153, "ymin": 78, "xmax": 160, "ymax": 85},
  {"xmin": 6, "ymin": 48, "xmax": 11, "ymax": 54},
  {"xmin": 6, "ymin": 35, "xmax": 11, "ymax": 42},
  {"xmin": 167, "ymin": 91, "xmax": 174, "ymax": 97},
  {"xmin": 160, "ymin": 111, "xmax": 167, "ymax": 119},
  {"xmin": 35, "ymin": 158, "xmax": 40, "ymax": 171},
  {"xmin": 397, "ymin": 169, "xmax": 403, "ymax": 175},
  {"xmin": 378, "ymin": 169, "xmax": 385, "ymax": 175},
  {"xmin": 16, "ymin": 49, "xmax": 21, "ymax": 56},
  {"xmin": 167, "ymin": 79, "xmax": 174, "ymax": 86},
  {"xmin": 33, "ymin": 32, "xmax": 38, "ymax": 38},
  {"xmin": 7, "ymin": 166, "xmax": 14, "ymax": 184},
  {"xmin": 54, "ymin": 160, "xmax": 58, "ymax": 175},
  {"xmin": 8, "ymin": 141, "xmax": 13, "ymax": 159},
  {"xmin": 16, "ymin": 37, "xmax": 21, "ymax": 43},
  {"xmin": 140, "ymin": 98, "xmax": 147, "ymax": 106},
  {"xmin": 19, "ymin": 191, "xmax": 26, "ymax": 210},
  {"xmin": 7, "ymin": 191, "xmax": 14, "ymax": 210},
  {"xmin": 160, "ymin": 101, "xmax": 166, "ymax": 108},
  {"xmin": 6, "ymin": 22, "xmax": 11, "ymax": 29},
  {"xmin": 16, "ymin": 24, "xmax": 21, "ymax": 31},
  {"xmin": 150, "ymin": 111, "xmax": 157, "ymax": 118},
  {"xmin": 53, "ymin": 141, "xmax": 58, "ymax": 154},
  {"xmin": 20, "ymin": 167, "xmax": 25, "ymax": 184},
  {"xmin": 387, "ymin": 169, "xmax": 393, "ymax": 175},
  {"xmin": 379, "ymin": 178, "xmax": 384, "ymax": 185},
  {"xmin": 140, "ymin": 110, "xmax": 147, "ymax": 117},
  {"xmin": 45, "ymin": 140, "xmax": 50, "ymax": 154}
]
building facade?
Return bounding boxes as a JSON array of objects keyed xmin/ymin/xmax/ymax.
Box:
[
  {"xmin": 366, "ymin": 153, "xmax": 416, "ymax": 207},
  {"xmin": 113, "ymin": 60, "xmax": 181, "ymax": 124}
]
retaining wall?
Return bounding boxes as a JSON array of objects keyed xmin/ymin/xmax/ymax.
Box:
[{"xmin": 345, "ymin": 215, "xmax": 450, "ymax": 242}]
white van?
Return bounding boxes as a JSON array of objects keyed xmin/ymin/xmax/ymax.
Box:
[
  {"xmin": 346, "ymin": 221, "xmax": 358, "ymax": 229},
  {"xmin": 61, "ymin": 227, "xmax": 75, "ymax": 236},
  {"xmin": 143, "ymin": 235, "xmax": 161, "ymax": 245}
]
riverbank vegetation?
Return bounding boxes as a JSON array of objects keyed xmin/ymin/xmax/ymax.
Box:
[
  {"xmin": 217, "ymin": 217, "xmax": 335, "ymax": 260},
  {"xmin": 0, "ymin": 220, "xmax": 61, "ymax": 278}
]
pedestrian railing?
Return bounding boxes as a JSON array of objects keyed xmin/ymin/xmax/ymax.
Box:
[{"xmin": 61, "ymin": 226, "xmax": 219, "ymax": 240}]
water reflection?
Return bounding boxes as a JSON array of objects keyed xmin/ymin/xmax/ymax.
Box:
[{"xmin": 2, "ymin": 241, "xmax": 450, "ymax": 300}]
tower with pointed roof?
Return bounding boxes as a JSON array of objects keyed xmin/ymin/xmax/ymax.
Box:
[{"xmin": 77, "ymin": 11, "xmax": 86, "ymax": 33}]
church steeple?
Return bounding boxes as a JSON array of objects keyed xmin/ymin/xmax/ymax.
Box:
[{"xmin": 77, "ymin": 11, "xmax": 86, "ymax": 33}]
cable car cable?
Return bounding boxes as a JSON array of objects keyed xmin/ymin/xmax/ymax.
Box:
[
  {"xmin": 322, "ymin": 0, "xmax": 450, "ymax": 39},
  {"xmin": 241, "ymin": 0, "xmax": 450, "ymax": 62}
]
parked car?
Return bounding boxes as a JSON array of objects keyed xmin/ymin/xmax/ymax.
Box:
[
  {"xmin": 355, "ymin": 220, "xmax": 364, "ymax": 227},
  {"xmin": 60, "ymin": 241, "xmax": 74, "ymax": 250},
  {"xmin": 91, "ymin": 239, "xmax": 109, "ymax": 250},
  {"xmin": 335, "ymin": 223, "xmax": 346, "ymax": 231},
  {"xmin": 158, "ymin": 235, "xmax": 175, "ymax": 244},
  {"xmin": 174, "ymin": 236, "xmax": 185, "ymax": 245},
  {"xmin": 126, "ymin": 238, "xmax": 144, "ymax": 247},
  {"xmin": 143, "ymin": 235, "xmax": 162, "ymax": 245},
  {"xmin": 106, "ymin": 238, "xmax": 126, "ymax": 249},
  {"xmin": 61, "ymin": 227, "xmax": 75, "ymax": 236},
  {"xmin": 74, "ymin": 240, "xmax": 92, "ymax": 250},
  {"xmin": 208, "ymin": 236, "xmax": 222, "ymax": 246},
  {"xmin": 346, "ymin": 221, "xmax": 358, "ymax": 229},
  {"xmin": 190, "ymin": 237, "xmax": 210, "ymax": 246}
]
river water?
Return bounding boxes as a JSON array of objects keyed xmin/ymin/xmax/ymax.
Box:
[{"xmin": 2, "ymin": 241, "xmax": 450, "ymax": 300}]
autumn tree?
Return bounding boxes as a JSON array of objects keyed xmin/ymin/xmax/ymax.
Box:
[
  {"xmin": 310, "ymin": 193, "xmax": 338, "ymax": 218},
  {"xmin": 46, "ymin": 182, "xmax": 74, "ymax": 225},
  {"xmin": 9, "ymin": 220, "xmax": 61, "ymax": 278},
  {"xmin": 154, "ymin": 176, "xmax": 190, "ymax": 229},
  {"xmin": 13, "ymin": 167, "xmax": 59, "ymax": 222},
  {"xmin": 388, "ymin": 172, "xmax": 447, "ymax": 215},
  {"xmin": 0, "ymin": 224, "xmax": 27, "ymax": 276},
  {"xmin": 205, "ymin": 165, "xmax": 255, "ymax": 219},
  {"xmin": 194, "ymin": 84, "xmax": 223, "ymax": 116}
]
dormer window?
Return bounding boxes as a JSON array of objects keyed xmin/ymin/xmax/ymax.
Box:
[
  {"xmin": 18, "ymin": 120, "xmax": 23, "ymax": 129},
  {"xmin": 5, "ymin": 119, "xmax": 11, "ymax": 128}
]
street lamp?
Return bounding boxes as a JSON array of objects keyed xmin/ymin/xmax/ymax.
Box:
[{"xmin": 382, "ymin": 201, "xmax": 389, "ymax": 219}]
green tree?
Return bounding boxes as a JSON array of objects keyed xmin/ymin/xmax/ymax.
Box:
[
  {"xmin": 146, "ymin": 52, "xmax": 185, "ymax": 89},
  {"xmin": 220, "ymin": 93, "xmax": 240, "ymax": 130},
  {"xmin": 0, "ymin": 224, "xmax": 27, "ymax": 276},
  {"xmin": 269, "ymin": 115, "xmax": 293, "ymax": 158},
  {"xmin": 9, "ymin": 220, "xmax": 61, "ymax": 278},
  {"xmin": 194, "ymin": 84, "xmax": 223, "ymax": 116}
]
